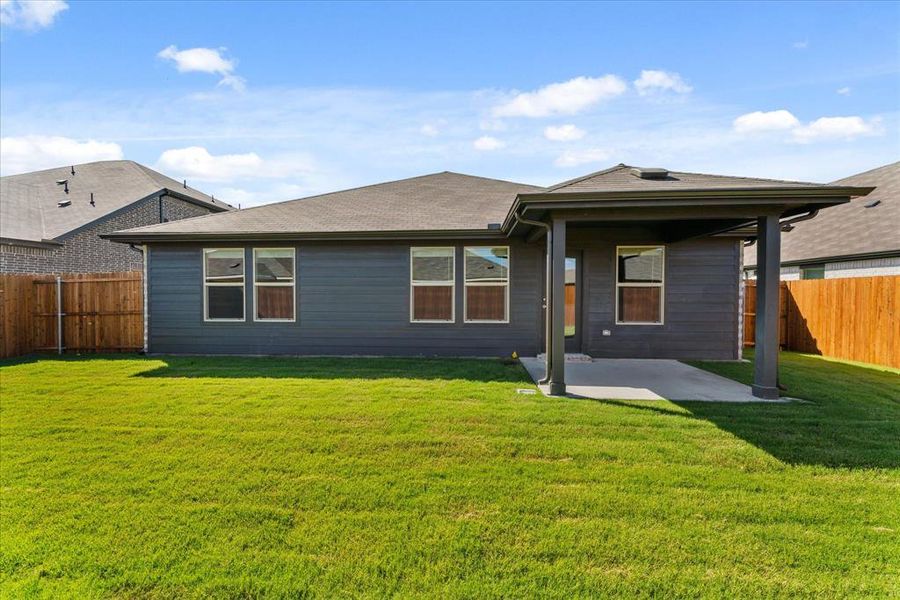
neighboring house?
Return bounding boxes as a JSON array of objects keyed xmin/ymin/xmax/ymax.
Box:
[
  {"xmin": 106, "ymin": 164, "xmax": 872, "ymax": 398},
  {"xmin": 744, "ymin": 161, "xmax": 899, "ymax": 280},
  {"xmin": 0, "ymin": 160, "xmax": 233, "ymax": 274}
]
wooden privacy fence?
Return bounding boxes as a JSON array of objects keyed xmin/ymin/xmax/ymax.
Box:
[
  {"xmin": 744, "ymin": 275, "xmax": 899, "ymax": 369},
  {"xmin": 0, "ymin": 272, "xmax": 143, "ymax": 358}
]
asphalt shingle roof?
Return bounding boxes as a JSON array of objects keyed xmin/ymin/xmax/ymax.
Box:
[
  {"xmin": 744, "ymin": 161, "xmax": 900, "ymax": 267},
  {"xmin": 115, "ymin": 171, "xmax": 542, "ymax": 237},
  {"xmin": 545, "ymin": 164, "xmax": 825, "ymax": 194},
  {"xmin": 107, "ymin": 163, "xmax": 870, "ymax": 242},
  {"xmin": 0, "ymin": 160, "xmax": 231, "ymax": 244}
]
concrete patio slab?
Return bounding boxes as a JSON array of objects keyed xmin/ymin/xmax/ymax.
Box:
[{"xmin": 520, "ymin": 357, "xmax": 788, "ymax": 402}]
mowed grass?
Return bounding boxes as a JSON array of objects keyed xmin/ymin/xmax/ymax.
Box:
[{"xmin": 1, "ymin": 352, "xmax": 898, "ymax": 598}]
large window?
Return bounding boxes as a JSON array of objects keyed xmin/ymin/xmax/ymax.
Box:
[
  {"xmin": 254, "ymin": 248, "xmax": 296, "ymax": 321},
  {"xmin": 616, "ymin": 246, "xmax": 664, "ymax": 325},
  {"xmin": 204, "ymin": 248, "xmax": 245, "ymax": 321},
  {"xmin": 410, "ymin": 247, "xmax": 455, "ymax": 322},
  {"xmin": 465, "ymin": 246, "xmax": 509, "ymax": 323}
]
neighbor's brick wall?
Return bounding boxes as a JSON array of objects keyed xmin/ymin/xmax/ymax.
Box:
[{"xmin": 0, "ymin": 195, "xmax": 215, "ymax": 274}]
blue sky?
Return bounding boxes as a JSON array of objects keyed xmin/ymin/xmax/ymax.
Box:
[{"xmin": 2, "ymin": 0, "xmax": 898, "ymax": 206}]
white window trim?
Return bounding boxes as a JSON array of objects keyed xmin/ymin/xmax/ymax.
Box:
[
  {"xmin": 252, "ymin": 247, "xmax": 297, "ymax": 323},
  {"xmin": 203, "ymin": 247, "xmax": 246, "ymax": 322},
  {"xmin": 464, "ymin": 245, "xmax": 510, "ymax": 324},
  {"xmin": 410, "ymin": 246, "xmax": 455, "ymax": 323},
  {"xmin": 615, "ymin": 245, "xmax": 665, "ymax": 326}
]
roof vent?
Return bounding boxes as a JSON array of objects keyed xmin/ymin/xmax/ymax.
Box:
[
  {"xmin": 865, "ymin": 199, "xmax": 881, "ymax": 208},
  {"xmin": 56, "ymin": 179, "xmax": 69, "ymax": 193},
  {"xmin": 630, "ymin": 167, "xmax": 669, "ymax": 180},
  {"xmin": 57, "ymin": 199, "xmax": 71, "ymax": 208}
]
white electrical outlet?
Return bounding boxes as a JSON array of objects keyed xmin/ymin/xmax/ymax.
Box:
[{"xmin": 602, "ymin": 329, "xmax": 611, "ymax": 336}]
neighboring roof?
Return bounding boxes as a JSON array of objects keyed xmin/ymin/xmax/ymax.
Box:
[
  {"xmin": 0, "ymin": 160, "xmax": 232, "ymax": 244},
  {"xmin": 106, "ymin": 171, "xmax": 542, "ymax": 241},
  {"xmin": 744, "ymin": 161, "xmax": 900, "ymax": 267},
  {"xmin": 544, "ymin": 164, "xmax": 826, "ymax": 194}
]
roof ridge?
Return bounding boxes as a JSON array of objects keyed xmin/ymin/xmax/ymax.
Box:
[
  {"xmin": 0, "ymin": 159, "xmax": 133, "ymax": 180},
  {"xmin": 128, "ymin": 161, "xmax": 171, "ymax": 196},
  {"xmin": 666, "ymin": 168, "xmax": 823, "ymax": 186},
  {"xmin": 543, "ymin": 164, "xmax": 631, "ymax": 192},
  {"xmin": 830, "ymin": 160, "xmax": 900, "ymax": 184},
  {"xmin": 438, "ymin": 170, "xmax": 543, "ymax": 189},
  {"xmin": 230, "ymin": 170, "xmax": 539, "ymax": 214}
]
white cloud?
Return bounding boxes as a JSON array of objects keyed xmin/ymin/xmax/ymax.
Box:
[
  {"xmin": 157, "ymin": 45, "xmax": 245, "ymax": 91},
  {"xmin": 733, "ymin": 109, "xmax": 800, "ymax": 134},
  {"xmin": 493, "ymin": 75, "xmax": 627, "ymax": 118},
  {"xmin": 634, "ymin": 70, "xmax": 692, "ymax": 95},
  {"xmin": 792, "ymin": 116, "xmax": 880, "ymax": 143},
  {"xmin": 837, "ymin": 87, "xmax": 851, "ymax": 96},
  {"xmin": 156, "ymin": 146, "xmax": 313, "ymax": 181},
  {"xmin": 473, "ymin": 136, "xmax": 505, "ymax": 151},
  {"xmin": 544, "ymin": 124, "xmax": 586, "ymax": 142},
  {"xmin": 0, "ymin": 135, "xmax": 123, "ymax": 175},
  {"xmin": 554, "ymin": 148, "xmax": 612, "ymax": 168},
  {"xmin": 0, "ymin": 0, "xmax": 67, "ymax": 30},
  {"xmin": 420, "ymin": 123, "xmax": 440, "ymax": 137},
  {"xmin": 793, "ymin": 41, "xmax": 809, "ymax": 49}
]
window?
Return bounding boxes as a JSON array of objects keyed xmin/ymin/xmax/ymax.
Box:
[
  {"xmin": 465, "ymin": 246, "xmax": 509, "ymax": 323},
  {"xmin": 565, "ymin": 256, "xmax": 577, "ymax": 337},
  {"xmin": 800, "ymin": 265, "xmax": 825, "ymax": 280},
  {"xmin": 204, "ymin": 248, "xmax": 245, "ymax": 321},
  {"xmin": 254, "ymin": 248, "xmax": 296, "ymax": 321},
  {"xmin": 616, "ymin": 246, "xmax": 664, "ymax": 324},
  {"xmin": 410, "ymin": 247, "xmax": 455, "ymax": 322}
]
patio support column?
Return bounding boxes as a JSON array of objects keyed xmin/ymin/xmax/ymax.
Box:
[
  {"xmin": 549, "ymin": 217, "xmax": 567, "ymax": 395},
  {"xmin": 752, "ymin": 214, "xmax": 781, "ymax": 399}
]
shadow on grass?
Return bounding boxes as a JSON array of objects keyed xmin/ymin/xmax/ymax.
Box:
[
  {"xmin": 133, "ymin": 355, "xmax": 532, "ymax": 383},
  {"xmin": 681, "ymin": 351, "xmax": 900, "ymax": 469}
]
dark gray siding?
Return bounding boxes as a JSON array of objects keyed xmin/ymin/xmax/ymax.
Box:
[
  {"xmin": 146, "ymin": 231, "xmax": 740, "ymax": 359},
  {"xmin": 568, "ymin": 228, "xmax": 740, "ymax": 360},
  {"xmin": 148, "ymin": 240, "xmax": 544, "ymax": 357}
]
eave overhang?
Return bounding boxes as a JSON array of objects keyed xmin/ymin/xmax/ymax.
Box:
[
  {"xmin": 101, "ymin": 228, "xmax": 507, "ymax": 244},
  {"xmin": 503, "ymin": 185, "xmax": 875, "ymax": 236},
  {"xmin": 0, "ymin": 237, "xmax": 64, "ymax": 249}
]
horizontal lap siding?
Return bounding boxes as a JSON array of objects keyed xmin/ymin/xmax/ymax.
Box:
[
  {"xmin": 148, "ymin": 241, "xmax": 542, "ymax": 356},
  {"xmin": 575, "ymin": 233, "xmax": 739, "ymax": 360}
]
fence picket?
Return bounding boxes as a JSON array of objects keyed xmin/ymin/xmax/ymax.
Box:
[
  {"xmin": 0, "ymin": 272, "xmax": 143, "ymax": 358},
  {"xmin": 744, "ymin": 275, "xmax": 899, "ymax": 369}
]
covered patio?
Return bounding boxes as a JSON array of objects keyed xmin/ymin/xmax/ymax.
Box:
[
  {"xmin": 520, "ymin": 355, "xmax": 785, "ymax": 402},
  {"xmin": 505, "ymin": 165, "xmax": 872, "ymax": 399}
]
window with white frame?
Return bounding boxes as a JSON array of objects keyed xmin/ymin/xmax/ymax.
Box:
[
  {"xmin": 616, "ymin": 246, "xmax": 664, "ymax": 324},
  {"xmin": 254, "ymin": 248, "xmax": 296, "ymax": 321},
  {"xmin": 204, "ymin": 248, "xmax": 245, "ymax": 321},
  {"xmin": 410, "ymin": 247, "xmax": 454, "ymax": 322},
  {"xmin": 464, "ymin": 246, "xmax": 509, "ymax": 322}
]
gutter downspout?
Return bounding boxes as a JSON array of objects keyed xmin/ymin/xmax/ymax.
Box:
[
  {"xmin": 746, "ymin": 209, "xmax": 820, "ymax": 246},
  {"xmin": 779, "ymin": 209, "xmax": 819, "ymax": 230},
  {"xmin": 515, "ymin": 213, "xmax": 552, "ymax": 384}
]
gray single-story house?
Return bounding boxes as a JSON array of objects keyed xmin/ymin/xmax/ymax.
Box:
[
  {"xmin": 0, "ymin": 160, "xmax": 232, "ymax": 274},
  {"xmin": 105, "ymin": 164, "xmax": 873, "ymax": 398},
  {"xmin": 744, "ymin": 161, "xmax": 899, "ymax": 280}
]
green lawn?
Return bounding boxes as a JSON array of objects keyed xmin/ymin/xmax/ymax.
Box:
[{"xmin": 1, "ymin": 352, "xmax": 897, "ymax": 598}]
